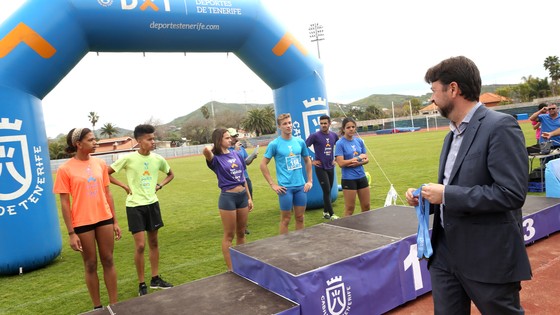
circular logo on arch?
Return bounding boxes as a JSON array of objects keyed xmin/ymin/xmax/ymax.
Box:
[
  {"xmin": 97, "ymin": 0, "xmax": 114, "ymax": 7},
  {"xmin": 0, "ymin": 118, "xmax": 47, "ymax": 217}
]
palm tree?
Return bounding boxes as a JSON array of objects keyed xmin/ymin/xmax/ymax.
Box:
[
  {"xmin": 100, "ymin": 123, "xmax": 118, "ymax": 138},
  {"xmin": 544, "ymin": 56, "xmax": 560, "ymax": 96},
  {"xmin": 88, "ymin": 112, "xmax": 99, "ymax": 135},
  {"xmin": 523, "ymin": 75, "xmax": 551, "ymax": 99},
  {"xmin": 263, "ymin": 106, "xmax": 276, "ymax": 133},
  {"xmin": 242, "ymin": 107, "xmax": 275, "ymax": 136}
]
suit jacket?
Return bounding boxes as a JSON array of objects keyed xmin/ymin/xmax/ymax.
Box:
[{"xmin": 429, "ymin": 105, "xmax": 532, "ymax": 283}]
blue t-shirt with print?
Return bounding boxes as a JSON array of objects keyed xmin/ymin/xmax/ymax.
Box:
[
  {"xmin": 264, "ymin": 136, "xmax": 309, "ymax": 187},
  {"xmin": 335, "ymin": 137, "xmax": 366, "ymax": 180}
]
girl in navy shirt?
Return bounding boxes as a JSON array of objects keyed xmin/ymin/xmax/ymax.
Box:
[{"xmin": 203, "ymin": 128, "xmax": 253, "ymax": 271}]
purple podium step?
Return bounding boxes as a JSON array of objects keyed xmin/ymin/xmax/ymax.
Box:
[
  {"xmin": 232, "ymin": 198, "xmax": 560, "ymax": 314},
  {"xmin": 231, "ymin": 210, "xmax": 430, "ymax": 315}
]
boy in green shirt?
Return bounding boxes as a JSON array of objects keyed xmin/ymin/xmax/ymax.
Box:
[{"xmin": 109, "ymin": 124, "xmax": 174, "ymax": 296}]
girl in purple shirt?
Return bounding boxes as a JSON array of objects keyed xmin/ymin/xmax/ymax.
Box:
[{"xmin": 203, "ymin": 128, "xmax": 253, "ymax": 271}]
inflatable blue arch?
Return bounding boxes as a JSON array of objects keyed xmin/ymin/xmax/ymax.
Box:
[{"xmin": 0, "ymin": 0, "xmax": 337, "ymax": 274}]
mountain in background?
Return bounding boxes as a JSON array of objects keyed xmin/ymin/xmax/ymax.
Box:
[
  {"xmin": 82, "ymin": 84, "xmax": 507, "ymax": 138},
  {"xmin": 165, "ymin": 101, "xmax": 273, "ymax": 129},
  {"xmin": 164, "ymin": 95, "xmax": 425, "ymax": 129},
  {"xmin": 171, "ymin": 84, "xmax": 506, "ymax": 123}
]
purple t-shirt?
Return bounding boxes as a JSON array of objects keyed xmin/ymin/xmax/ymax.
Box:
[
  {"xmin": 207, "ymin": 151, "xmax": 246, "ymax": 192},
  {"xmin": 306, "ymin": 131, "xmax": 339, "ymax": 170}
]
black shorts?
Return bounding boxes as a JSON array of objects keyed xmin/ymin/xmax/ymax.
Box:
[
  {"xmin": 74, "ymin": 218, "xmax": 114, "ymax": 234},
  {"xmin": 126, "ymin": 202, "xmax": 164, "ymax": 234},
  {"xmin": 341, "ymin": 176, "xmax": 369, "ymax": 190}
]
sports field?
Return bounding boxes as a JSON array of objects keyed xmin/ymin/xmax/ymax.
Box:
[{"xmin": 0, "ymin": 121, "xmax": 541, "ymax": 314}]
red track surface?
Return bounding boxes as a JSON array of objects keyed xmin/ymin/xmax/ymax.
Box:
[{"xmin": 386, "ymin": 231, "xmax": 560, "ymax": 314}]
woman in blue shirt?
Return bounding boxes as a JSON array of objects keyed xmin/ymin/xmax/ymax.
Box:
[{"xmin": 335, "ymin": 117, "xmax": 370, "ymax": 217}]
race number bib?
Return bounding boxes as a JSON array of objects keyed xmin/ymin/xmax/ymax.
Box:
[{"xmin": 285, "ymin": 155, "xmax": 302, "ymax": 171}]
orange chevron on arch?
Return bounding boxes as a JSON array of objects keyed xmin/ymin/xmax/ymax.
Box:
[
  {"xmin": 272, "ymin": 32, "xmax": 308, "ymax": 57},
  {"xmin": 140, "ymin": 0, "xmax": 159, "ymax": 11},
  {"xmin": 0, "ymin": 22, "xmax": 56, "ymax": 59}
]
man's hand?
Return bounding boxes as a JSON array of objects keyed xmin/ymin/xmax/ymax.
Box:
[
  {"xmin": 421, "ymin": 183, "xmax": 444, "ymax": 205},
  {"xmin": 405, "ymin": 188, "xmax": 419, "ymax": 206}
]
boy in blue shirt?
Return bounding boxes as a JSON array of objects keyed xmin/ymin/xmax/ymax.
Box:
[{"xmin": 260, "ymin": 113, "xmax": 313, "ymax": 234}]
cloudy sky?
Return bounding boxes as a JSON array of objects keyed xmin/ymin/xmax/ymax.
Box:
[{"xmin": 1, "ymin": 0, "xmax": 558, "ymax": 137}]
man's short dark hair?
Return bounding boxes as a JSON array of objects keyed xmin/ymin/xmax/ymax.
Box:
[
  {"xmin": 134, "ymin": 124, "xmax": 155, "ymax": 139},
  {"xmin": 319, "ymin": 115, "xmax": 331, "ymax": 122},
  {"xmin": 424, "ymin": 56, "xmax": 481, "ymax": 102}
]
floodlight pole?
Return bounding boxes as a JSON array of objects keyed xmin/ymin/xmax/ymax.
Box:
[
  {"xmin": 309, "ymin": 23, "xmax": 325, "ymax": 59},
  {"xmin": 409, "ymin": 100, "xmax": 414, "ymax": 128},
  {"xmin": 211, "ymin": 101, "xmax": 215, "ymax": 129},
  {"xmin": 244, "ymin": 90, "xmax": 248, "ymax": 112},
  {"xmin": 210, "ymin": 90, "xmax": 216, "ymax": 129},
  {"xmin": 391, "ymin": 101, "xmax": 396, "ymax": 130}
]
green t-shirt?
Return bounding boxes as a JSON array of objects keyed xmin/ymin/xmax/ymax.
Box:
[{"xmin": 111, "ymin": 151, "xmax": 171, "ymax": 207}]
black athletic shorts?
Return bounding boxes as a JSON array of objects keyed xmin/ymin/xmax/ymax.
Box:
[
  {"xmin": 126, "ymin": 202, "xmax": 164, "ymax": 234},
  {"xmin": 341, "ymin": 176, "xmax": 369, "ymax": 190},
  {"xmin": 74, "ymin": 218, "xmax": 114, "ymax": 234}
]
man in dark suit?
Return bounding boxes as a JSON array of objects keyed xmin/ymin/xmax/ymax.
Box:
[{"xmin": 406, "ymin": 56, "xmax": 531, "ymax": 314}]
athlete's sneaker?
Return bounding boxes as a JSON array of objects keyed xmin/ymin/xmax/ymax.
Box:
[
  {"xmin": 138, "ymin": 282, "xmax": 148, "ymax": 296},
  {"xmin": 330, "ymin": 214, "xmax": 340, "ymax": 220},
  {"xmin": 150, "ymin": 275, "xmax": 173, "ymax": 289},
  {"xmin": 323, "ymin": 212, "xmax": 331, "ymax": 219}
]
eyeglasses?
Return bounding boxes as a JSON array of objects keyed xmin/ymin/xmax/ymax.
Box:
[{"xmin": 549, "ymin": 108, "xmax": 557, "ymax": 111}]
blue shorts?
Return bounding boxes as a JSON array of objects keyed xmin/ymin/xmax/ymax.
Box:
[
  {"xmin": 218, "ymin": 190, "xmax": 249, "ymax": 210},
  {"xmin": 278, "ymin": 186, "xmax": 307, "ymax": 211}
]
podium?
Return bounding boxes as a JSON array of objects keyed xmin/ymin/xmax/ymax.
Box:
[
  {"xmin": 85, "ymin": 197, "xmax": 560, "ymax": 314},
  {"xmin": 231, "ymin": 206, "xmax": 432, "ymax": 314}
]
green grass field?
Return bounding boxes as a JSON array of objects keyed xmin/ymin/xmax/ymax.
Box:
[{"xmin": 0, "ymin": 121, "xmax": 542, "ymax": 315}]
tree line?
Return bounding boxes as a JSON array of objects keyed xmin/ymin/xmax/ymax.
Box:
[
  {"xmin": 48, "ymin": 55, "xmax": 560, "ymax": 159},
  {"xmin": 495, "ymin": 56, "xmax": 559, "ymax": 101},
  {"xmin": 49, "ymin": 112, "xmax": 136, "ymax": 159}
]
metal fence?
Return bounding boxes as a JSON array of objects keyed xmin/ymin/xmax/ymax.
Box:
[
  {"xmin": 51, "ymin": 99, "xmax": 559, "ymax": 172},
  {"xmin": 49, "ymin": 142, "xmax": 270, "ymax": 172},
  {"xmin": 153, "ymin": 144, "xmax": 207, "ymax": 159}
]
